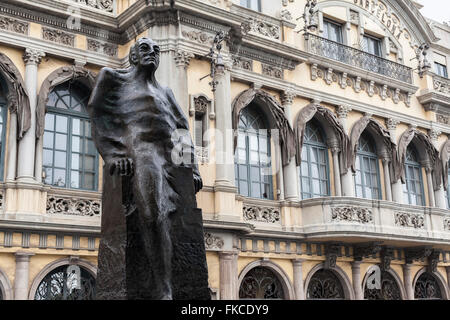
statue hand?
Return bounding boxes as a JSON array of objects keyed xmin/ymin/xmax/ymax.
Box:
[
  {"xmin": 109, "ymin": 158, "xmax": 134, "ymax": 176},
  {"xmin": 193, "ymin": 173, "xmax": 203, "ymax": 194}
]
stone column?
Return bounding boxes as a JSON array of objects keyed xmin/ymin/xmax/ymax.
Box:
[
  {"xmin": 351, "ymin": 261, "xmax": 363, "ymax": 300},
  {"xmin": 214, "ymin": 61, "xmax": 235, "ymax": 187},
  {"xmin": 292, "ymin": 259, "xmax": 305, "ymax": 300},
  {"xmin": 14, "ymin": 252, "xmax": 34, "ymax": 300},
  {"xmin": 386, "ymin": 118, "xmax": 403, "ymax": 203},
  {"xmin": 219, "ymin": 251, "xmax": 238, "ymax": 300},
  {"xmin": 336, "ymin": 105, "xmax": 354, "ymax": 197},
  {"xmin": 330, "ymin": 145, "xmax": 342, "ymax": 196},
  {"xmin": 424, "ymin": 162, "xmax": 436, "ymax": 207},
  {"xmin": 281, "ymin": 91, "xmax": 298, "ymax": 201},
  {"xmin": 403, "ymin": 264, "xmax": 414, "ymax": 300},
  {"xmin": 6, "ymin": 110, "xmax": 17, "ymax": 181},
  {"xmin": 17, "ymin": 48, "xmax": 45, "ymax": 182},
  {"xmin": 34, "ymin": 139, "xmax": 43, "ymax": 182},
  {"xmin": 429, "ymin": 129, "xmax": 446, "ymax": 209},
  {"xmin": 174, "ymin": 50, "xmax": 194, "ymax": 119},
  {"xmin": 382, "ymin": 157, "xmax": 393, "ymax": 201}
]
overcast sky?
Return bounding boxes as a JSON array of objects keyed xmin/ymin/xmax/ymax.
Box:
[{"xmin": 418, "ymin": 0, "xmax": 450, "ymax": 23}]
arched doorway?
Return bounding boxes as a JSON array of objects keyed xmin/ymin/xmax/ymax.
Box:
[
  {"xmin": 239, "ymin": 266, "xmax": 285, "ymax": 299},
  {"xmin": 306, "ymin": 269, "xmax": 345, "ymax": 299}
]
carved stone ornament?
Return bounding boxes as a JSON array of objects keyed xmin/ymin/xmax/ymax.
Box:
[
  {"xmin": 232, "ymin": 55, "xmax": 252, "ymax": 71},
  {"xmin": 204, "ymin": 232, "xmax": 224, "ymax": 250},
  {"xmin": 47, "ymin": 196, "xmax": 101, "ymax": 217},
  {"xmin": 240, "ymin": 18, "xmax": 280, "ymax": 40},
  {"xmin": 0, "ymin": 16, "xmax": 28, "ymax": 34},
  {"xmin": 380, "ymin": 247, "xmax": 395, "ymax": 271},
  {"xmin": 87, "ymin": 39, "xmax": 118, "ymax": 57},
  {"xmin": 0, "ymin": 52, "xmax": 31, "ymax": 139},
  {"xmin": 353, "ymin": 242, "xmax": 382, "ymax": 261},
  {"xmin": 42, "ymin": 27, "xmax": 75, "ymax": 47},
  {"xmin": 182, "ymin": 30, "xmax": 214, "ymax": 45},
  {"xmin": 394, "ymin": 212, "xmax": 425, "ymax": 229},
  {"xmin": 405, "ymin": 247, "xmax": 432, "ymax": 264},
  {"xmin": 76, "ymin": 0, "xmax": 114, "ymax": 12},
  {"xmin": 437, "ymin": 114, "xmax": 449, "ymax": 125},
  {"xmin": 433, "ymin": 75, "xmax": 450, "ymax": 94},
  {"xmin": 194, "ymin": 96, "xmax": 209, "ymax": 114},
  {"xmin": 444, "ymin": 217, "xmax": 450, "ymax": 230},
  {"xmin": 427, "ymin": 250, "xmax": 441, "ymax": 273},
  {"xmin": 280, "ymin": 9, "xmax": 293, "ymax": 21},
  {"xmin": 243, "ymin": 205, "xmax": 281, "ymax": 224},
  {"xmin": 261, "ymin": 64, "xmax": 283, "ymax": 79},
  {"xmin": 174, "ymin": 50, "xmax": 195, "ymax": 68},
  {"xmin": 331, "ymin": 206, "xmax": 373, "ymax": 224},
  {"xmin": 324, "ymin": 243, "xmax": 341, "ymax": 269}
]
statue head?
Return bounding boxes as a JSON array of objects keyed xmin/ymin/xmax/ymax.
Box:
[{"xmin": 129, "ymin": 37, "xmax": 160, "ymax": 71}]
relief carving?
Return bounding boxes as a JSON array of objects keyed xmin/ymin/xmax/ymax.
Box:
[
  {"xmin": 394, "ymin": 212, "xmax": 425, "ymax": 229},
  {"xmin": 331, "ymin": 207, "xmax": 373, "ymax": 224},
  {"xmin": 243, "ymin": 205, "xmax": 281, "ymax": 224},
  {"xmin": 261, "ymin": 64, "xmax": 283, "ymax": 79},
  {"xmin": 204, "ymin": 232, "xmax": 224, "ymax": 250},
  {"xmin": 47, "ymin": 196, "xmax": 101, "ymax": 217},
  {"xmin": 43, "ymin": 27, "xmax": 75, "ymax": 47},
  {"xmin": 0, "ymin": 16, "xmax": 28, "ymax": 34}
]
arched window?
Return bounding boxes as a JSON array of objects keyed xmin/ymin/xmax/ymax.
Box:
[
  {"xmin": 307, "ymin": 269, "xmax": 345, "ymax": 300},
  {"xmin": 402, "ymin": 146, "xmax": 425, "ymax": 206},
  {"xmin": 354, "ymin": 132, "xmax": 381, "ymax": 199},
  {"xmin": 300, "ymin": 120, "xmax": 330, "ymax": 199},
  {"xmin": 364, "ymin": 270, "xmax": 401, "ymax": 300},
  {"xmin": 235, "ymin": 105, "xmax": 273, "ymax": 199},
  {"xmin": 239, "ymin": 267, "xmax": 285, "ymax": 299},
  {"xmin": 0, "ymin": 81, "xmax": 8, "ymax": 181},
  {"xmin": 43, "ymin": 82, "xmax": 98, "ymax": 190},
  {"xmin": 34, "ymin": 265, "xmax": 96, "ymax": 300},
  {"xmin": 414, "ymin": 272, "xmax": 442, "ymax": 300}
]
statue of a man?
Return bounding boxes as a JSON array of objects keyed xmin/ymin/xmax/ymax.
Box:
[{"xmin": 87, "ymin": 37, "xmax": 207, "ymax": 300}]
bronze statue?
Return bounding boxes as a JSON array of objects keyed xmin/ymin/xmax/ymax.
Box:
[{"xmin": 87, "ymin": 37, "xmax": 209, "ymax": 300}]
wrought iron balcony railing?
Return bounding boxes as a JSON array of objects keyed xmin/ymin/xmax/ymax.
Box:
[{"xmin": 306, "ymin": 33, "xmax": 413, "ymax": 84}]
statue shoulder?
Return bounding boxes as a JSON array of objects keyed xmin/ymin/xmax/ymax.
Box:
[{"xmin": 96, "ymin": 67, "xmax": 131, "ymax": 84}]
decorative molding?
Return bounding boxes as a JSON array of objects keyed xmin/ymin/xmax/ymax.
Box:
[
  {"xmin": 309, "ymin": 63, "xmax": 413, "ymax": 106},
  {"xmin": 331, "ymin": 207, "xmax": 373, "ymax": 224},
  {"xmin": 240, "ymin": 18, "xmax": 280, "ymax": 41},
  {"xmin": 380, "ymin": 247, "xmax": 395, "ymax": 271},
  {"xmin": 280, "ymin": 91, "xmax": 295, "ymax": 106},
  {"xmin": 427, "ymin": 250, "xmax": 441, "ymax": 273},
  {"xmin": 46, "ymin": 196, "xmax": 101, "ymax": 217},
  {"xmin": 394, "ymin": 212, "xmax": 425, "ymax": 229},
  {"xmin": 204, "ymin": 232, "xmax": 224, "ymax": 250},
  {"xmin": 261, "ymin": 63, "xmax": 283, "ymax": 79},
  {"xmin": 182, "ymin": 30, "xmax": 214, "ymax": 45},
  {"xmin": 87, "ymin": 38, "xmax": 118, "ymax": 57},
  {"xmin": 70, "ymin": 0, "xmax": 114, "ymax": 12},
  {"xmin": 0, "ymin": 15, "xmax": 28, "ymax": 34},
  {"xmin": 280, "ymin": 9, "xmax": 293, "ymax": 21},
  {"xmin": 353, "ymin": 242, "xmax": 382, "ymax": 261},
  {"xmin": 336, "ymin": 105, "xmax": 352, "ymax": 119},
  {"xmin": 433, "ymin": 75, "xmax": 450, "ymax": 94},
  {"xmin": 405, "ymin": 246, "xmax": 432, "ymax": 264},
  {"xmin": 324, "ymin": 243, "xmax": 341, "ymax": 269},
  {"xmin": 386, "ymin": 118, "xmax": 400, "ymax": 130},
  {"xmin": 42, "ymin": 27, "xmax": 75, "ymax": 47},
  {"xmin": 444, "ymin": 218, "xmax": 450, "ymax": 231},
  {"xmin": 232, "ymin": 55, "xmax": 253, "ymax": 71},
  {"xmin": 243, "ymin": 204, "xmax": 281, "ymax": 224}
]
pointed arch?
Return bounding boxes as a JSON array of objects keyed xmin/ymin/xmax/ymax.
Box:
[
  {"xmin": 395, "ymin": 127, "xmax": 441, "ymax": 189},
  {"xmin": 294, "ymin": 102, "xmax": 350, "ymax": 174},
  {"xmin": 36, "ymin": 65, "xmax": 97, "ymax": 139},
  {"xmin": 232, "ymin": 88, "xmax": 295, "ymax": 166},
  {"xmin": 0, "ymin": 53, "xmax": 30, "ymax": 139},
  {"xmin": 348, "ymin": 115, "xmax": 397, "ymax": 173}
]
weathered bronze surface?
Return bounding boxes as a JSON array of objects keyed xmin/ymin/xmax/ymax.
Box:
[{"xmin": 87, "ymin": 37, "xmax": 210, "ymax": 300}]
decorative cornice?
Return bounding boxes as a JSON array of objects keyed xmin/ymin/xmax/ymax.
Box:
[
  {"xmin": 353, "ymin": 242, "xmax": 383, "ymax": 261},
  {"xmin": 0, "ymin": 15, "xmax": 28, "ymax": 34}
]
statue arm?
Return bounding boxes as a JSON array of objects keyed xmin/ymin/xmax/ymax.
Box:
[{"xmin": 87, "ymin": 67, "xmax": 129, "ymax": 172}]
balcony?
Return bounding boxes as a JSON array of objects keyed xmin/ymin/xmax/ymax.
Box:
[
  {"xmin": 306, "ymin": 34, "xmax": 413, "ymax": 84},
  {"xmin": 417, "ymin": 73, "xmax": 450, "ymax": 122}
]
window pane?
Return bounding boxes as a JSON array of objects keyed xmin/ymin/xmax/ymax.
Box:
[
  {"xmin": 54, "ymin": 151, "xmax": 66, "ymax": 168},
  {"xmin": 301, "ymin": 161, "xmax": 309, "ymax": 176},
  {"xmin": 45, "ymin": 114, "xmax": 55, "ymax": 131},
  {"xmin": 251, "ymin": 182, "xmax": 261, "ymax": 198},
  {"xmin": 72, "ymin": 118, "xmax": 81, "ymax": 135},
  {"xmin": 312, "ymin": 179, "xmax": 320, "ymax": 194},
  {"xmin": 238, "ymin": 148, "xmax": 247, "ymax": 163},
  {"xmin": 71, "ymin": 171, "xmax": 80, "ymax": 189},
  {"xmin": 86, "ymin": 140, "xmax": 97, "ymax": 155},
  {"xmin": 250, "ymin": 151, "xmax": 259, "ymax": 164},
  {"xmin": 311, "ymin": 164, "xmax": 319, "ymax": 178},
  {"xmin": 72, "ymin": 136, "xmax": 80, "ymax": 152},
  {"xmin": 250, "ymin": 166, "xmax": 260, "ymax": 182},
  {"xmin": 43, "ymin": 150, "xmax": 53, "ymax": 166},
  {"xmin": 84, "ymin": 156, "xmax": 95, "ymax": 171},
  {"xmin": 53, "ymin": 169, "xmax": 66, "ymax": 187},
  {"xmin": 71, "ymin": 154, "xmax": 80, "ymax": 170},
  {"xmin": 239, "ymin": 180, "xmax": 249, "ymax": 196},
  {"xmin": 55, "ymin": 115, "xmax": 68, "ymax": 133},
  {"xmin": 302, "ymin": 178, "xmax": 310, "ymax": 193},
  {"xmin": 249, "ymin": 135, "xmax": 258, "ymax": 151},
  {"xmin": 55, "ymin": 133, "xmax": 67, "ymax": 150},
  {"xmin": 43, "ymin": 132, "xmax": 54, "ymax": 149},
  {"xmin": 83, "ymin": 173, "xmax": 95, "ymax": 190},
  {"xmin": 44, "ymin": 167, "xmax": 52, "ymax": 185},
  {"xmin": 239, "ymin": 165, "xmax": 247, "ymax": 180}
]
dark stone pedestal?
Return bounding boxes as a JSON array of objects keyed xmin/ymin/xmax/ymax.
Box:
[{"xmin": 95, "ymin": 166, "xmax": 210, "ymax": 300}]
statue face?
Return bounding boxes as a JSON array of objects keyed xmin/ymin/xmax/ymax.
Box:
[{"xmin": 132, "ymin": 38, "xmax": 160, "ymax": 70}]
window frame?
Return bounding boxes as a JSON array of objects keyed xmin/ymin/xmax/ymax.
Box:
[
  {"xmin": 43, "ymin": 83, "xmax": 99, "ymax": 191},
  {"xmin": 434, "ymin": 62, "xmax": 448, "ymax": 78},
  {"xmin": 299, "ymin": 121, "xmax": 330, "ymax": 200},
  {"xmin": 354, "ymin": 133, "xmax": 382, "ymax": 200},
  {"xmin": 402, "ymin": 147, "xmax": 425, "ymax": 206},
  {"xmin": 0, "ymin": 98, "xmax": 7, "ymax": 182},
  {"xmin": 240, "ymin": 0, "xmax": 261, "ymax": 12},
  {"xmin": 363, "ymin": 34, "xmax": 382, "ymax": 57},
  {"xmin": 323, "ymin": 18, "xmax": 344, "ymax": 44}
]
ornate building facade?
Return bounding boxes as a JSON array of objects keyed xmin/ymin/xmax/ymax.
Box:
[{"xmin": 0, "ymin": 0, "xmax": 449, "ymax": 300}]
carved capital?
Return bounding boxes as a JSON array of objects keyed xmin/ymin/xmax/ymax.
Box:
[
  {"xmin": 336, "ymin": 105, "xmax": 352, "ymax": 119},
  {"xmin": 428, "ymin": 129, "xmax": 441, "ymax": 142},
  {"xmin": 23, "ymin": 48, "xmax": 45, "ymax": 65},
  {"xmin": 280, "ymin": 91, "xmax": 295, "ymax": 106},
  {"xmin": 174, "ymin": 50, "xmax": 195, "ymax": 68},
  {"xmin": 385, "ymin": 118, "xmax": 400, "ymax": 131},
  {"xmin": 204, "ymin": 232, "xmax": 224, "ymax": 250}
]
